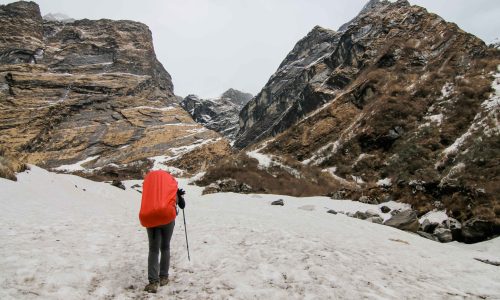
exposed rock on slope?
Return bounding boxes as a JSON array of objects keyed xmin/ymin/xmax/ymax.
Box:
[
  {"xmin": 204, "ymin": 0, "xmax": 500, "ymax": 241},
  {"xmin": 235, "ymin": 25, "xmax": 338, "ymax": 148},
  {"xmin": 221, "ymin": 88, "xmax": 253, "ymax": 106},
  {"xmin": 181, "ymin": 89, "xmax": 253, "ymax": 139},
  {"xmin": 0, "ymin": 1, "xmax": 222, "ymax": 179},
  {"xmin": 236, "ymin": 0, "xmax": 434, "ymax": 149},
  {"xmin": 491, "ymin": 38, "xmax": 500, "ymax": 50}
]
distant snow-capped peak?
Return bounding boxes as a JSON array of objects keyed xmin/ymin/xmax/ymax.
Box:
[{"xmin": 43, "ymin": 12, "xmax": 75, "ymax": 23}]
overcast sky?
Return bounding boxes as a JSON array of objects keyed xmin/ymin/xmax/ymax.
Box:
[{"xmin": 2, "ymin": 0, "xmax": 499, "ymax": 98}]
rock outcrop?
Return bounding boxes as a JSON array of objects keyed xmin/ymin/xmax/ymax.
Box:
[
  {"xmin": 203, "ymin": 0, "xmax": 500, "ymax": 242},
  {"xmin": 0, "ymin": 1, "xmax": 222, "ymax": 179},
  {"xmin": 490, "ymin": 38, "xmax": 500, "ymax": 50},
  {"xmin": 221, "ymin": 88, "xmax": 253, "ymax": 106},
  {"xmin": 384, "ymin": 210, "xmax": 420, "ymax": 232},
  {"xmin": 181, "ymin": 89, "xmax": 253, "ymax": 139},
  {"xmin": 235, "ymin": 25, "xmax": 339, "ymax": 148}
]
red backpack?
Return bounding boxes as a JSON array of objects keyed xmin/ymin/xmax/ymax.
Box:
[{"xmin": 139, "ymin": 170, "xmax": 178, "ymax": 228}]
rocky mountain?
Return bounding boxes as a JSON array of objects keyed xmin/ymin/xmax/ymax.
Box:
[
  {"xmin": 220, "ymin": 88, "xmax": 253, "ymax": 106},
  {"xmin": 0, "ymin": 1, "xmax": 227, "ymax": 180},
  {"xmin": 181, "ymin": 89, "xmax": 253, "ymax": 139},
  {"xmin": 203, "ymin": 0, "xmax": 500, "ymax": 242},
  {"xmin": 235, "ymin": 25, "xmax": 338, "ymax": 148}
]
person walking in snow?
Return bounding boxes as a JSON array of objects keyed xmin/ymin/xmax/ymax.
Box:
[{"xmin": 139, "ymin": 170, "xmax": 186, "ymax": 293}]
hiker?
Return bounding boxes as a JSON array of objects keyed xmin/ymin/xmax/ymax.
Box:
[{"xmin": 139, "ymin": 170, "xmax": 186, "ymax": 293}]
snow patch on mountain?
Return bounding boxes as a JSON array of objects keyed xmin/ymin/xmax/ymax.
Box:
[
  {"xmin": 419, "ymin": 210, "xmax": 449, "ymax": 224},
  {"xmin": 43, "ymin": 12, "xmax": 75, "ymax": 23},
  {"xmin": 54, "ymin": 155, "xmax": 100, "ymax": 172},
  {"xmin": 490, "ymin": 37, "xmax": 500, "ymax": 49},
  {"xmin": 247, "ymin": 148, "xmax": 273, "ymax": 169},
  {"xmin": 436, "ymin": 68, "xmax": 500, "ymax": 169}
]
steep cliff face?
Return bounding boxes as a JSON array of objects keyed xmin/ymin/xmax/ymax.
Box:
[
  {"xmin": 235, "ymin": 25, "xmax": 339, "ymax": 148},
  {"xmin": 0, "ymin": 1, "xmax": 222, "ymax": 179},
  {"xmin": 181, "ymin": 89, "xmax": 253, "ymax": 139},
  {"xmin": 41, "ymin": 18, "xmax": 174, "ymax": 94},
  {"xmin": 235, "ymin": 1, "xmax": 418, "ymax": 149},
  {"xmin": 203, "ymin": 0, "xmax": 500, "ymax": 239}
]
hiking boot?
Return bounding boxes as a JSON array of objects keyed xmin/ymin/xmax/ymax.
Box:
[
  {"xmin": 160, "ymin": 277, "xmax": 169, "ymax": 286},
  {"xmin": 144, "ymin": 282, "xmax": 159, "ymax": 293}
]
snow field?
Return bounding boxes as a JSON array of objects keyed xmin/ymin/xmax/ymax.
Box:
[{"xmin": 1, "ymin": 166, "xmax": 499, "ymax": 299}]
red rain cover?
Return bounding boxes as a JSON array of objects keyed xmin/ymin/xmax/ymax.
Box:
[{"xmin": 139, "ymin": 170, "xmax": 178, "ymax": 228}]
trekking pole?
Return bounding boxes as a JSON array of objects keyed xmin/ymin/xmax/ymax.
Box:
[{"xmin": 182, "ymin": 209, "xmax": 191, "ymax": 261}]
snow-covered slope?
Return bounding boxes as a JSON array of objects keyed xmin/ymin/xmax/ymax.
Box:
[{"xmin": 1, "ymin": 167, "xmax": 500, "ymax": 299}]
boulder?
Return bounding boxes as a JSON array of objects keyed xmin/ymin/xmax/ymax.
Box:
[
  {"xmin": 239, "ymin": 183, "xmax": 253, "ymax": 193},
  {"xmin": 420, "ymin": 219, "xmax": 439, "ymax": 234},
  {"xmin": 433, "ymin": 226, "xmax": 453, "ymax": 243},
  {"xmin": 358, "ymin": 195, "xmax": 378, "ymax": 205},
  {"xmin": 111, "ymin": 180, "xmax": 126, "ymax": 190},
  {"xmin": 383, "ymin": 210, "xmax": 419, "ymax": 232},
  {"xmin": 366, "ymin": 216, "xmax": 384, "ymax": 224},
  {"xmin": 390, "ymin": 209, "xmax": 401, "ymax": 216},
  {"xmin": 327, "ymin": 209, "xmax": 338, "ymax": 215},
  {"xmin": 201, "ymin": 179, "xmax": 254, "ymax": 194},
  {"xmin": 329, "ymin": 188, "xmax": 356, "ymax": 200},
  {"xmin": 202, "ymin": 184, "xmax": 219, "ymax": 195},
  {"xmin": 365, "ymin": 209, "xmax": 381, "ymax": 218},
  {"xmin": 380, "ymin": 206, "xmax": 391, "ymax": 213},
  {"xmin": 271, "ymin": 199, "xmax": 284, "ymax": 206},
  {"xmin": 461, "ymin": 218, "xmax": 494, "ymax": 244},
  {"xmin": 417, "ymin": 231, "xmax": 439, "ymax": 242},
  {"xmin": 442, "ymin": 218, "xmax": 462, "ymax": 241},
  {"xmin": 352, "ymin": 211, "xmax": 368, "ymax": 220}
]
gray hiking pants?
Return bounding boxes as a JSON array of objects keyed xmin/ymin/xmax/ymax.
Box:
[{"xmin": 147, "ymin": 221, "xmax": 175, "ymax": 283}]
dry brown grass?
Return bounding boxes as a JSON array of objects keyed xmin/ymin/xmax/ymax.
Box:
[
  {"xmin": 171, "ymin": 139, "xmax": 234, "ymax": 176},
  {"xmin": 197, "ymin": 152, "xmax": 342, "ymax": 197},
  {"xmin": 494, "ymin": 205, "xmax": 500, "ymax": 217},
  {"xmin": 75, "ymin": 159, "xmax": 152, "ymax": 181},
  {"xmin": 0, "ymin": 147, "xmax": 27, "ymax": 181}
]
